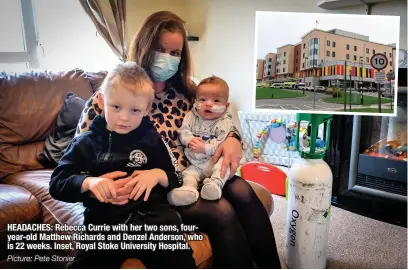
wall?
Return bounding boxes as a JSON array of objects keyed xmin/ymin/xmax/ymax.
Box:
[
  {"xmin": 294, "ymin": 44, "xmax": 302, "ymax": 74},
  {"xmin": 256, "ymin": 59, "xmax": 264, "ymax": 80},
  {"xmin": 187, "ymin": 0, "xmax": 406, "ymax": 115},
  {"xmin": 265, "ymin": 53, "xmax": 277, "ymax": 78},
  {"xmin": 126, "ymin": 0, "xmax": 188, "ymax": 42},
  {"xmin": 123, "ymin": 0, "xmax": 406, "ymax": 118},
  {"xmin": 301, "ymin": 29, "xmax": 394, "ymax": 75}
]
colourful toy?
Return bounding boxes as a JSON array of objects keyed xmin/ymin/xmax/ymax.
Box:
[{"xmin": 253, "ymin": 118, "xmax": 306, "ymax": 160}]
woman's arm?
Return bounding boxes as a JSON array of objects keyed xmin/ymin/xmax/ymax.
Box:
[
  {"xmin": 212, "ymin": 123, "xmax": 243, "ymax": 180},
  {"xmin": 228, "ymin": 126, "xmax": 243, "ymax": 144}
]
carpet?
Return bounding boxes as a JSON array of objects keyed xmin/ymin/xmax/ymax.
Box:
[{"xmin": 270, "ymin": 194, "xmax": 407, "ymax": 269}]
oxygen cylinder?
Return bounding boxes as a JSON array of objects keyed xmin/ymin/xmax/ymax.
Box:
[{"xmin": 284, "ymin": 113, "xmax": 333, "ymax": 269}]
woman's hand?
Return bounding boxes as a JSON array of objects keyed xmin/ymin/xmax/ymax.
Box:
[{"xmin": 212, "ymin": 136, "xmax": 242, "ymax": 179}]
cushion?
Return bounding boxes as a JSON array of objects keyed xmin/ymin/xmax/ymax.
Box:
[
  {"xmin": 0, "ymin": 69, "xmax": 93, "ymax": 178},
  {"xmin": 38, "ymin": 92, "xmax": 86, "ymax": 167}
]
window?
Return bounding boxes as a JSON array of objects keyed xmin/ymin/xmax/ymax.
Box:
[
  {"xmin": 332, "ymin": 41, "xmax": 336, "ymax": 47},
  {"xmin": 326, "ymin": 51, "xmax": 330, "ymax": 56},
  {"xmin": 327, "ymin": 40, "xmax": 330, "ymax": 46},
  {"xmin": 1, "ymin": 0, "xmax": 118, "ymax": 72},
  {"xmin": 283, "ymin": 68, "xmax": 286, "ymax": 73},
  {"xmin": 302, "ymin": 63, "xmax": 305, "ymax": 68},
  {"xmin": 354, "ymin": 46, "xmax": 357, "ymax": 51},
  {"xmin": 284, "ymin": 52, "xmax": 287, "ymax": 56},
  {"xmin": 389, "ymin": 53, "xmax": 392, "ymax": 57},
  {"xmin": 354, "ymin": 55, "xmax": 357, "ymax": 61},
  {"xmin": 296, "ymin": 50, "xmax": 299, "ymax": 55},
  {"xmin": 346, "ymin": 54, "xmax": 350, "ymax": 60},
  {"xmin": 332, "ymin": 51, "xmax": 335, "ymax": 57},
  {"xmin": 346, "ymin": 44, "xmax": 350, "ymax": 50},
  {"xmin": 295, "ymin": 67, "xmax": 298, "ymax": 72},
  {"xmin": 303, "ymin": 43, "xmax": 305, "ymax": 49},
  {"xmin": 0, "ymin": 0, "xmax": 38, "ymax": 71},
  {"xmin": 384, "ymin": 52, "xmax": 386, "ymax": 56},
  {"xmin": 366, "ymin": 48, "xmax": 369, "ymax": 53},
  {"xmin": 373, "ymin": 49, "xmax": 375, "ymax": 54},
  {"xmin": 390, "ymin": 61, "xmax": 393, "ymax": 66},
  {"xmin": 366, "ymin": 57, "xmax": 369, "ymax": 62},
  {"xmin": 268, "ymin": 58, "xmax": 272, "ymax": 62},
  {"xmin": 303, "ymin": 53, "xmax": 305, "ymax": 58},
  {"xmin": 283, "ymin": 60, "xmax": 286, "ymax": 64}
]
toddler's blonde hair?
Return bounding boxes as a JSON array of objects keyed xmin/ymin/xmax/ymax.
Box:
[{"xmin": 100, "ymin": 62, "xmax": 154, "ymax": 108}]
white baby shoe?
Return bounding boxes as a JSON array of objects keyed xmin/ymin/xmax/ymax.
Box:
[
  {"xmin": 200, "ymin": 178, "xmax": 222, "ymax": 200},
  {"xmin": 167, "ymin": 186, "xmax": 199, "ymax": 206}
]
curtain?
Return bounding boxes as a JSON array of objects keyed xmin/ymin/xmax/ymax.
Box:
[{"xmin": 79, "ymin": 0, "xmax": 127, "ymax": 61}]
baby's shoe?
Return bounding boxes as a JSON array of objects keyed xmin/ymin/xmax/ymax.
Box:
[
  {"xmin": 167, "ymin": 186, "xmax": 199, "ymax": 206},
  {"xmin": 200, "ymin": 178, "xmax": 222, "ymax": 200}
]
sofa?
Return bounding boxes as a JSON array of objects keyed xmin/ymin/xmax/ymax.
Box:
[{"xmin": 0, "ymin": 69, "xmax": 274, "ymax": 268}]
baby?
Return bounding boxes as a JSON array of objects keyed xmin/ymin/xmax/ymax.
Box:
[{"xmin": 167, "ymin": 75, "xmax": 234, "ymax": 206}]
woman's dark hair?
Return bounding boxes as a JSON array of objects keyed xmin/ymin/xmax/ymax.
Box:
[{"xmin": 127, "ymin": 11, "xmax": 196, "ymax": 96}]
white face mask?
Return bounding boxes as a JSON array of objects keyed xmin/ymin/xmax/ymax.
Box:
[
  {"xmin": 194, "ymin": 102, "xmax": 226, "ymax": 113},
  {"xmin": 150, "ymin": 52, "xmax": 181, "ymax": 82}
]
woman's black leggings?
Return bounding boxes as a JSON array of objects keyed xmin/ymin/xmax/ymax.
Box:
[{"xmin": 178, "ymin": 176, "xmax": 281, "ymax": 269}]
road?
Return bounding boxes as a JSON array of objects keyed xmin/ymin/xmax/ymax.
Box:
[
  {"xmin": 255, "ymin": 90, "xmax": 392, "ymax": 111},
  {"xmin": 255, "ymin": 91, "xmax": 345, "ymax": 111}
]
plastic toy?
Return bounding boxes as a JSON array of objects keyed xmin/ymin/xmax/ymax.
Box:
[{"xmin": 253, "ymin": 118, "xmax": 305, "ymax": 160}]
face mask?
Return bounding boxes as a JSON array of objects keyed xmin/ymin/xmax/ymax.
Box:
[
  {"xmin": 150, "ymin": 52, "xmax": 180, "ymax": 82},
  {"xmin": 195, "ymin": 102, "xmax": 226, "ymax": 113}
]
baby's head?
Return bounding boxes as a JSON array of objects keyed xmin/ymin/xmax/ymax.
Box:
[
  {"xmin": 99, "ymin": 62, "xmax": 154, "ymax": 134},
  {"xmin": 195, "ymin": 76, "xmax": 230, "ymax": 120}
]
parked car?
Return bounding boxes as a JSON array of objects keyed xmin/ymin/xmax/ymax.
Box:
[
  {"xmin": 283, "ymin": 82, "xmax": 296, "ymax": 89},
  {"xmin": 315, "ymin": 86, "xmax": 326, "ymax": 92},
  {"xmin": 270, "ymin": 83, "xmax": 283, "ymax": 89},
  {"xmin": 295, "ymin": 83, "xmax": 305, "ymax": 90},
  {"xmin": 306, "ymin": 86, "xmax": 314, "ymax": 91}
]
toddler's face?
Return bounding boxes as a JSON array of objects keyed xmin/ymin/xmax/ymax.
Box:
[
  {"xmin": 195, "ymin": 83, "xmax": 229, "ymax": 120},
  {"xmin": 99, "ymin": 86, "xmax": 150, "ymax": 134}
]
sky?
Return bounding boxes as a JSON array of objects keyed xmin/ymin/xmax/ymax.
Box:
[{"xmin": 256, "ymin": 12, "xmax": 400, "ymax": 59}]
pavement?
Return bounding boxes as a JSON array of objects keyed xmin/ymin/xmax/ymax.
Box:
[{"xmin": 255, "ymin": 90, "xmax": 394, "ymax": 112}]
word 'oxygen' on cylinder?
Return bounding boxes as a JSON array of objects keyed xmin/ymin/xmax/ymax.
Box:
[{"xmin": 289, "ymin": 209, "xmax": 299, "ymax": 247}]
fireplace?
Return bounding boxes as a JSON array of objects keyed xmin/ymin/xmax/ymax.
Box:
[
  {"xmin": 326, "ymin": 67, "xmax": 407, "ymax": 227},
  {"xmin": 349, "ymin": 107, "xmax": 407, "ymax": 201}
]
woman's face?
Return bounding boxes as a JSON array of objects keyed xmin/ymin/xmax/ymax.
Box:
[
  {"xmin": 150, "ymin": 31, "xmax": 184, "ymax": 83},
  {"xmin": 157, "ymin": 31, "xmax": 183, "ymax": 57}
]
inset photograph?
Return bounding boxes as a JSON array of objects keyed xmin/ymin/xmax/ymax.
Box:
[{"xmin": 254, "ymin": 12, "xmax": 400, "ymax": 115}]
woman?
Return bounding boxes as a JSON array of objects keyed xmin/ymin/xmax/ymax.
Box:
[{"xmin": 76, "ymin": 11, "xmax": 281, "ymax": 269}]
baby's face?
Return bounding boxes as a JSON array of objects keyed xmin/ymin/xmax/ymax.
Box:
[
  {"xmin": 100, "ymin": 86, "xmax": 150, "ymax": 134},
  {"xmin": 195, "ymin": 83, "xmax": 229, "ymax": 120}
]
